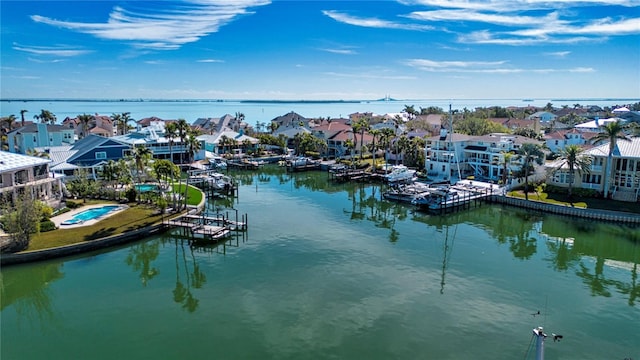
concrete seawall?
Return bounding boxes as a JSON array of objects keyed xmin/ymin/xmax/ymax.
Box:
[
  {"xmin": 489, "ymin": 195, "xmax": 640, "ymax": 224},
  {"xmin": 0, "ymin": 224, "xmax": 168, "ymax": 266}
]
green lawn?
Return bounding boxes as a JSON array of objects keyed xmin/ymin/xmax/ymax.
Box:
[
  {"xmin": 507, "ymin": 189, "xmax": 640, "ymax": 214},
  {"xmin": 28, "ymin": 204, "xmax": 168, "ymax": 251}
]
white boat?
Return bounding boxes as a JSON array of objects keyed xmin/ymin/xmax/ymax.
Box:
[
  {"xmin": 383, "ymin": 165, "xmax": 417, "ymax": 183},
  {"xmin": 412, "ymin": 186, "xmax": 463, "ymax": 210},
  {"xmin": 383, "ymin": 183, "xmax": 432, "ymax": 203},
  {"xmin": 208, "ymin": 156, "xmax": 227, "ymax": 170}
]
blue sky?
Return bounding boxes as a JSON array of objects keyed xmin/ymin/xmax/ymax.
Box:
[{"xmin": 1, "ymin": 0, "xmax": 639, "ymax": 101}]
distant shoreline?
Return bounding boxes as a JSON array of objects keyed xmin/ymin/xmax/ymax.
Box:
[{"xmin": 2, "ymin": 97, "xmax": 638, "ymax": 104}]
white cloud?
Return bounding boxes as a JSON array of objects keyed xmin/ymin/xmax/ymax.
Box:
[
  {"xmin": 404, "ymin": 58, "xmax": 595, "ymax": 73},
  {"xmin": 197, "ymin": 59, "xmax": 225, "ymax": 63},
  {"xmin": 320, "ymin": 48, "xmax": 358, "ymax": 55},
  {"xmin": 544, "ymin": 51, "xmax": 571, "ymax": 58},
  {"xmin": 407, "ymin": 10, "xmax": 560, "ymax": 26},
  {"xmin": 30, "ymin": 1, "xmax": 271, "ymax": 50},
  {"xmin": 13, "ymin": 43, "xmax": 91, "ymax": 57},
  {"xmin": 400, "ymin": 0, "xmax": 640, "ymax": 11},
  {"xmin": 322, "ymin": 10, "xmax": 433, "ymax": 31}
]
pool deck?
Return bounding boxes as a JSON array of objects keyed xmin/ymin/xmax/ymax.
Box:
[{"xmin": 52, "ymin": 204, "xmax": 129, "ymax": 229}]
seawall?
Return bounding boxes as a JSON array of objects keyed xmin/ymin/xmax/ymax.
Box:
[
  {"xmin": 0, "ymin": 224, "xmax": 168, "ymax": 266},
  {"xmin": 489, "ymin": 195, "xmax": 640, "ymax": 224}
]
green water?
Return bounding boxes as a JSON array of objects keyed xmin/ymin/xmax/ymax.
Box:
[{"xmin": 2, "ymin": 166, "xmax": 639, "ymax": 359}]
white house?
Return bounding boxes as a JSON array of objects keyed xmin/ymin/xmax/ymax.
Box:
[{"xmin": 0, "ymin": 151, "xmax": 61, "ymax": 206}]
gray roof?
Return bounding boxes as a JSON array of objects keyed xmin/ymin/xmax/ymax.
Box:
[
  {"xmin": 0, "ymin": 151, "xmax": 51, "ymax": 172},
  {"xmin": 7, "ymin": 123, "xmax": 69, "ymax": 134},
  {"xmin": 585, "ymin": 136, "xmax": 640, "ymax": 158}
]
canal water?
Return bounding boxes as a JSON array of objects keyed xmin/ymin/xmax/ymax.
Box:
[{"xmin": 2, "ymin": 166, "xmax": 639, "ymax": 359}]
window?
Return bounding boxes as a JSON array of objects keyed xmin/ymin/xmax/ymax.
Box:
[{"xmin": 95, "ymin": 151, "xmax": 107, "ymax": 160}]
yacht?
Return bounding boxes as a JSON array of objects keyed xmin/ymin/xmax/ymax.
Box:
[{"xmin": 383, "ymin": 165, "xmax": 417, "ymax": 183}]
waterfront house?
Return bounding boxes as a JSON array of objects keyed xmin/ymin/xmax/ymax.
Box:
[
  {"xmin": 112, "ymin": 123, "xmax": 205, "ymax": 164},
  {"xmin": 197, "ymin": 131, "xmax": 259, "ymax": 156},
  {"xmin": 39, "ymin": 135, "xmax": 131, "ymax": 178},
  {"xmin": 312, "ymin": 119, "xmax": 352, "ymax": 158},
  {"xmin": 0, "ymin": 151, "xmax": 61, "ymax": 206},
  {"xmin": 425, "ymin": 131, "xmax": 542, "ymax": 185},
  {"xmin": 6, "ymin": 123, "xmax": 75, "ymax": 154},
  {"xmin": 61, "ymin": 114, "xmax": 115, "ymax": 139},
  {"xmin": 574, "ymin": 118, "xmax": 624, "ymax": 132},
  {"xmin": 547, "ymin": 136, "xmax": 640, "ymax": 202},
  {"xmin": 527, "ymin": 111, "xmax": 557, "ymax": 123},
  {"xmin": 544, "ymin": 129, "xmax": 597, "ymax": 153},
  {"xmin": 193, "ymin": 114, "xmax": 249, "ymax": 134},
  {"xmin": 271, "ymin": 111, "xmax": 310, "ymax": 130}
]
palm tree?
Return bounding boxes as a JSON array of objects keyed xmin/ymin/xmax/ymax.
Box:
[
  {"xmin": 553, "ymin": 144, "xmax": 592, "ymax": 199},
  {"xmin": 500, "ymin": 151, "xmax": 515, "ymax": 186},
  {"xmin": 395, "ymin": 135, "xmax": 411, "ymax": 165},
  {"xmin": 176, "ymin": 119, "xmax": 190, "ymax": 165},
  {"xmin": 77, "ymin": 113, "xmax": 93, "ymax": 139},
  {"xmin": 120, "ymin": 112, "xmax": 132, "ymax": 135},
  {"xmin": 100, "ymin": 160, "xmax": 120, "ymax": 199},
  {"xmin": 379, "ymin": 127, "xmax": 396, "ymax": 170},
  {"xmin": 110, "ymin": 113, "xmax": 122, "ymax": 136},
  {"xmin": 353, "ymin": 116, "xmax": 370, "ymax": 161},
  {"xmin": 184, "ymin": 133, "xmax": 201, "ymax": 164},
  {"xmin": 132, "ymin": 145, "xmax": 153, "ymax": 202},
  {"xmin": 517, "ymin": 143, "xmax": 545, "ymax": 200},
  {"xmin": 34, "ymin": 109, "xmax": 56, "ymax": 124},
  {"xmin": 2, "ymin": 114, "xmax": 17, "ymax": 150},
  {"xmin": 591, "ymin": 120, "xmax": 631, "ymax": 198},
  {"xmin": 19, "ymin": 109, "xmax": 28, "ymax": 126},
  {"xmin": 165, "ymin": 122, "xmax": 178, "ymax": 163},
  {"xmin": 369, "ymin": 128, "xmax": 381, "ymax": 168}
]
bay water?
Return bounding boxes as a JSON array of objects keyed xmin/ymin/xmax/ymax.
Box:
[
  {"xmin": 1, "ymin": 167, "xmax": 639, "ymax": 359},
  {"xmin": 1, "ymin": 98, "xmax": 636, "ymax": 126}
]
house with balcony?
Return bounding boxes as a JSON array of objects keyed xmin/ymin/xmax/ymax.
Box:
[
  {"xmin": 0, "ymin": 151, "xmax": 61, "ymax": 206},
  {"xmin": 38, "ymin": 135, "xmax": 132, "ymax": 178},
  {"xmin": 425, "ymin": 130, "xmax": 541, "ymax": 184},
  {"xmin": 6, "ymin": 123, "xmax": 75, "ymax": 154},
  {"xmin": 547, "ymin": 136, "xmax": 640, "ymax": 202},
  {"xmin": 544, "ymin": 128, "xmax": 597, "ymax": 153}
]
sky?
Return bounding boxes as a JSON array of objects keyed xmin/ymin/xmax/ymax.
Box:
[{"xmin": 1, "ymin": 0, "xmax": 639, "ymax": 101}]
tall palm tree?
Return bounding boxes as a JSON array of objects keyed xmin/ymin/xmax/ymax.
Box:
[
  {"xmin": 132, "ymin": 145, "xmax": 153, "ymax": 202},
  {"xmin": 77, "ymin": 113, "xmax": 93, "ymax": 139},
  {"xmin": 184, "ymin": 133, "xmax": 201, "ymax": 164},
  {"xmin": 2, "ymin": 114, "xmax": 17, "ymax": 150},
  {"xmin": 176, "ymin": 119, "xmax": 190, "ymax": 165},
  {"xmin": 353, "ymin": 116, "xmax": 370, "ymax": 161},
  {"xmin": 369, "ymin": 128, "xmax": 381, "ymax": 168},
  {"xmin": 517, "ymin": 143, "xmax": 545, "ymax": 200},
  {"xmin": 379, "ymin": 127, "xmax": 396, "ymax": 170},
  {"xmin": 165, "ymin": 122, "xmax": 178, "ymax": 163},
  {"xmin": 120, "ymin": 112, "xmax": 132, "ymax": 135},
  {"xmin": 110, "ymin": 113, "xmax": 122, "ymax": 136},
  {"xmin": 19, "ymin": 109, "xmax": 28, "ymax": 126},
  {"xmin": 591, "ymin": 120, "xmax": 630, "ymax": 198},
  {"xmin": 100, "ymin": 160, "xmax": 119, "ymax": 199},
  {"xmin": 34, "ymin": 109, "xmax": 56, "ymax": 124},
  {"xmin": 500, "ymin": 151, "xmax": 515, "ymax": 186},
  {"xmin": 395, "ymin": 135, "xmax": 411, "ymax": 165},
  {"xmin": 553, "ymin": 144, "xmax": 592, "ymax": 199}
]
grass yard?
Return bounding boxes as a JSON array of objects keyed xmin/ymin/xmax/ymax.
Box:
[
  {"xmin": 508, "ymin": 189, "xmax": 640, "ymax": 214},
  {"xmin": 28, "ymin": 204, "xmax": 167, "ymax": 251}
]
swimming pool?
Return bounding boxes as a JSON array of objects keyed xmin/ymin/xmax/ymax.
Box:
[
  {"xmin": 135, "ymin": 184, "xmax": 159, "ymax": 192},
  {"xmin": 61, "ymin": 205, "xmax": 122, "ymax": 225}
]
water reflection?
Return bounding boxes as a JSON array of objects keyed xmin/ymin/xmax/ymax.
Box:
[
  {"xmin": 0, "ymin": 263, "xmax": 63, "ymax": 324},
  {"xmin": 125, "ymin": 242, "xmax": 160, "ymax": 286}
]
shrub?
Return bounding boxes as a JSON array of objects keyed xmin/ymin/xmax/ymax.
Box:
[
  {"xmin": 66, "ymin": 200, "xmax": 82, "ymax": 209},
  {"xmin": 125, "ymin": 187, "xmax": 137, "ymax": 202},
  {"xmin": 39, "ymin": 220, "xmax": 57, "ymax": 232}
]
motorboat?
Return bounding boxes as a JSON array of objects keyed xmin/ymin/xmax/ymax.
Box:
[
  {"xmin": 383, "ymin": 182, "xmax": 432, "ymax": 203},
  {"xmin": 383, "ymin": 165, "xmax": 417, "ymax": 183}
]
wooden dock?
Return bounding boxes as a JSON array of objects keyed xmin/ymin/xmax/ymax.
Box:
[{"xmin": 165, "ymin": 210, "xmax": 248, "ymax": 242}]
